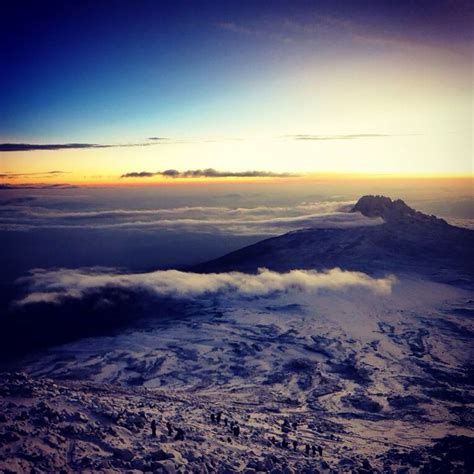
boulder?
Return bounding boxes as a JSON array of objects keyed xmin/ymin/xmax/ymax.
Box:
[
  {"xmin": 154, "ymin": 460, "xmax": 176, "ymax": 474},
  {"xmin": 113, "ymin": 448, "xmax": 135, "ymax": 462},
  {"xmin": 149, "ymin": 449, "xmax": 174, "ymax": 461}
]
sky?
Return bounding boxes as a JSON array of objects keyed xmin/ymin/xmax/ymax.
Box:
[{"xmin": 0, "ymin": 0, "xmax": 472, "ymax": 184}]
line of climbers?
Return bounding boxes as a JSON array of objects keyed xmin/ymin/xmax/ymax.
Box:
[{"xmin": 149, "ymin": 413, "xmax": 324, "ymax": 457}]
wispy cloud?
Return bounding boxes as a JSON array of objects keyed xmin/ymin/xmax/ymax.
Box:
[
  {"xmin": 289, "ymin": 134, "xmax": 392, "ymax": 141},
  {"xmin": 0, "ymin": 196, "xmax": 37, "ymax": 206},
  {"xmin": 16, "ymin": 267, "xmax": 396, "ymax": 306},
  {"xmin": 0, "ymin": 171, "xmax": 67, "ymax": 179},
  {"xmin": 215, "ymin": 11, "xmax": 471, "ymax": 54},
  {"xmin": 216, "ymin": 21, "xmax": 254, "ymax": 35},
  {"xmin": 215, "ymin": 21, "xmax": 295, "ymax": 44},
  {"xmin": 0, "ymin": 143, "xmax": 108, "ymax": 152},
  {"xmin": 121, "ymin": 169, "xmax": 298, "ymax": 179},
  {"xmin": 0, "ymin": 134, "xmax": 406, "ymax": 154},
  {"xmin": 0, "ymin": 200, "xmax": 383, "ymax": 234},
  {"xmin": 0, "ymin": 183, "xmax": 78, "ymax": 190},
  {"xmin": 0, "ymin": 140, "xmax": 169, "ymax": 152},
  {"xmin": 120, "ymin": 171, "xmax": 157, "ymax": 178}
]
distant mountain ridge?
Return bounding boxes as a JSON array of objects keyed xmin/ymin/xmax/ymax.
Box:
[{"xmin": 194, "ymin": 195, "xmax": 474, "ymax": 283}]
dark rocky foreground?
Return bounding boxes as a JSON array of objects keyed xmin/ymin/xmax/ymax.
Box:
[{"xmin": 0, "ymin": 372, "xmax": 472, "ymax": 473}]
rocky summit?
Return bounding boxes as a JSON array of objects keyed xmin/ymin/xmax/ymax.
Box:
[{"xmin": 351, "ymin": 195, "xmax": 445, "ymax": 225}]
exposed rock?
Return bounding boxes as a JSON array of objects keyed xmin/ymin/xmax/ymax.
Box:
[
  {"xmin": 113, "ymin": 447, "xmax": 135, "ymax": 462},
  {"xmin": 149, "ymin": 448, "xmax": 174, "ymax": 461},
  {"xmin": 342, "ymin": 392, "xmax": 383, "ymax": 413},
  {"xmin": 154, "ymin": 459, "xmax": 176, "ymax": 473},
  {"xmin": 0, "ymin": 431, "xmax": 21, "ymax": 444},
  {"xmin": 352, "ymin": 195, "xmax": 417, "ymax": 221}
]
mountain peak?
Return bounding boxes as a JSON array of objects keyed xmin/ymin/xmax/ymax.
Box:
[
  {"xmin": 351, "ymin": 195, "xmax": 449, "ymax": 226},
  {"xmin": 351, "ymin": 195, "xmax": 415, "ymax": 220}
]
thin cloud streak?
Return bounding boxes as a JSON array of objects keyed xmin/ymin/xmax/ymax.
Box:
[
  {"xmin": 1, "ymin": 133, "xmax": 408, "ymax": 153},
  {"xmin": 0, "ymin": 143, "xmax": 108, "ymax": 152},
  {"xmin": 289, "ymin": 134, "xmax": 392, "ymax": 141},
  {"xmin": 0, "ymin": 171, "xmax": 67, "ymax": 179},
  {"xmin": 121, "ymin": 169, "xmax": 298, "ymax": 179},
  {"xmin": 121, "ymin": 172, "xmax": 156, "ymax": 178},
  {"xmin": 0, "ymin": 183, "xmax": 79, "ymax": 190},
  {"xmin": 0, "ymin": 141, "xmax": 169, "ymax": 152}
]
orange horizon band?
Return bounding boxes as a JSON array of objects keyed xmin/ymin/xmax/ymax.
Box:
[{"xmin": 1, "ymin": 173, "xmax": 472, "ymax": 187}]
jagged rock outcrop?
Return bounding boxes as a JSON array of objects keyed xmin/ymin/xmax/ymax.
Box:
[
  {"xmin": 351, "ymin": 195, "xmax": 447, "ymax": 226},
  {"xmin": 352, "ymin": 195, "xmax": 416, "ymax": 219}
]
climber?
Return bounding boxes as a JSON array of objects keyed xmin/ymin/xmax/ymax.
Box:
[{"xmin": 174, "ymin": 427, "xmax": 185, "ymax": 441}]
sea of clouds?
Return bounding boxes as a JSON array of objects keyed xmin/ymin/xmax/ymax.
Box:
[{"xmin": 0, "ymin": 200, "xmax": 383, "ymax": 235}]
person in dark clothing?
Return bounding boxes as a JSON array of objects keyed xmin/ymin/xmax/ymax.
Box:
[
  {"xmin": 305, "ymin": 444, "xmax": 310, "ymax": 455},
  {"xmin": 224, "ymin": 417, "xmax": 228, "ymax": 426},
  {"xmin": 150, "ymin": 419, "xmax": 157, "ymax": 437},
  {"xmin": 318, "ymin": 445, "xmax": 323, "ymax": 457},
  {"xmin": 174, "ymin": 427, "xmax": 185, "ymax": 441},
  {"xmin": 282, "ymin": 419, "xmax": 291, "ymax": 433},
  {"xmin": 281, "ymin": 438, "xmax": 289, "ymax": 449},
  {"xmin": 292, "ymin": 421, "xmax": 298, "ymax": 430},
  {"xmin": 232, "ymin": 424, "xmax": 240, "ymax": 437},
  {"xmin": 311, "ymin": 445, "xmax": 317, "ymax": 456},
  {"xmin": 210, "ymin": 413, "xmax": 216, "ymax": 424},
  {"xmin": 292, "ymin": 440, "xmax": 298, "ymax": 451},
  {"xmin": 166, "ymin": 421, "xmax": 173, "ymax": 436},
  {"xmin": 270, "ymin": 436, "xmax": 277, "ymax": 445},
  {"xmin": 216, "ymin": 412, "xmax": 222, "ymax": 424}
]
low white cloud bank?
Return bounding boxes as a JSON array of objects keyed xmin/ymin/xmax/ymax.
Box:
[
  {"xmin": 17, "ymin": 267, "xmax": 397, "ymax": 306},
  {"xmin": 0, "ymin": 201, "xmax": 383, "ymax": 234},
  {"xmin": 444, "ymin": 217, "xmax": 474, "ymax": 230}
]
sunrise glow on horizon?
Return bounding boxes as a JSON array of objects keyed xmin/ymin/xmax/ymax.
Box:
[{"xmin": 0, "ymin": 1, "xmax": 472, "ymax": 185}]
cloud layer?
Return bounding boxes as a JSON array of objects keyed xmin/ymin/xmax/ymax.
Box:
[
  {"xmin": 0, "ymin": 183, "xmax": 78, "ymax": 190},
  {"xmin": 0, "ymin": 140, "xmax": 168, "ymax": 152},
  {"xmin": 121, "ymin": 168, "xmax": 297, "ymax": 179},
  {"xmin": 0, "ymin": 201, "xmax": 383, "ymax": 234},
  {"xmin": 17, "ymin": 267, "xmax": 396, "ymax": 306}
]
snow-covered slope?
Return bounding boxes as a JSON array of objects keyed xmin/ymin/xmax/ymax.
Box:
[
  {"xmin": 1, "ymin": 196, "xmax": 473, "ymax": 472},
  {"xmin": 2, "ymin": 275, "xmax": 473, "ymax": 472}
]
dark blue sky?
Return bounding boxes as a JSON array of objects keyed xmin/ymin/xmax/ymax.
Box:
[{"xmin": 1, "ymin": 0, "xmax": 471, "ymax": 142}]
